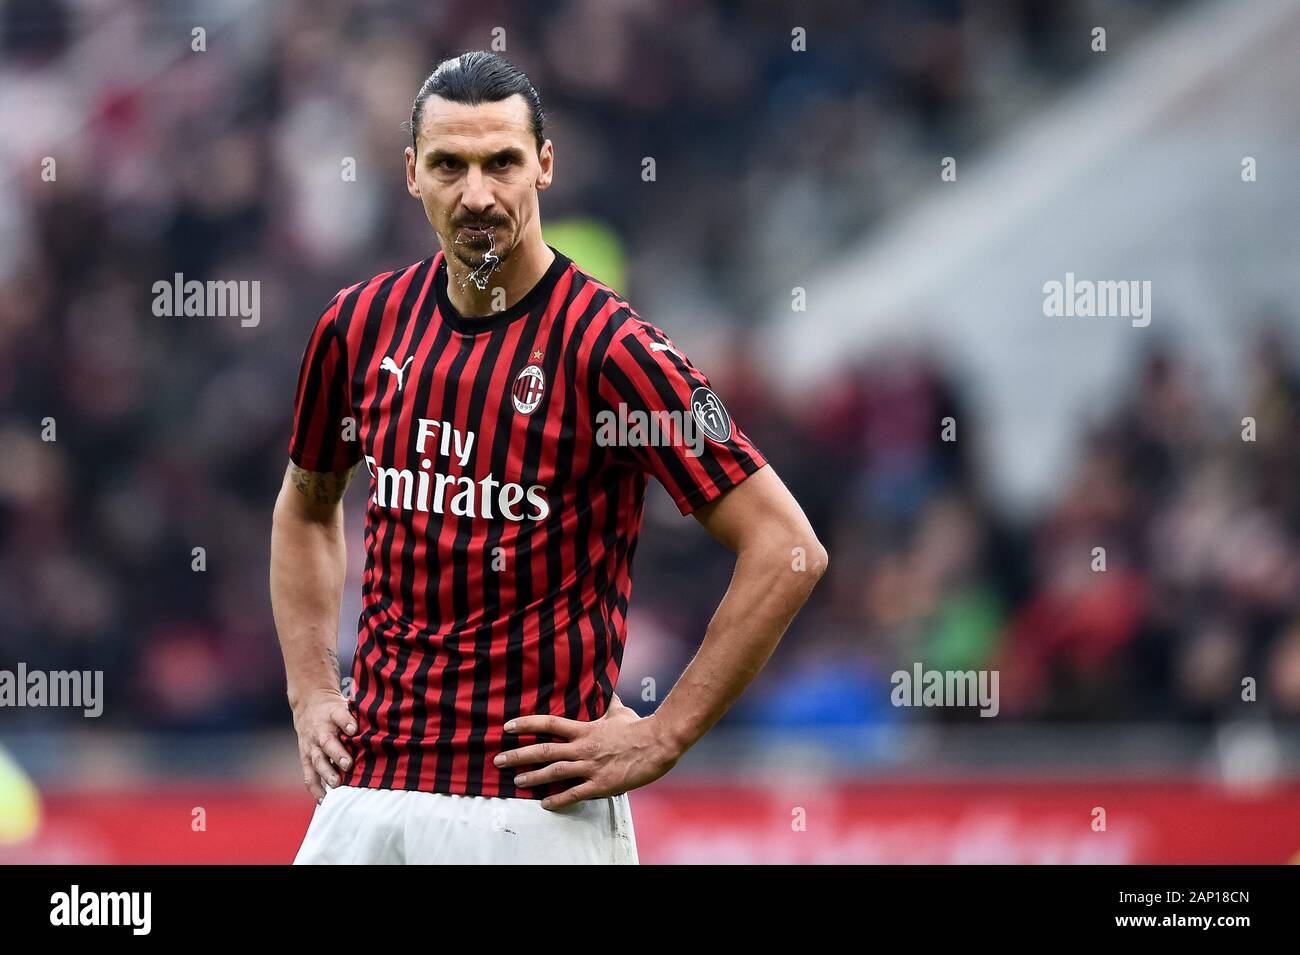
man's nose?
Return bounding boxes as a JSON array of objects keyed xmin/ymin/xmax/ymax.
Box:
[{"xmin": 462, "ymin": 165, "xmax": 495, "ymax": 213}]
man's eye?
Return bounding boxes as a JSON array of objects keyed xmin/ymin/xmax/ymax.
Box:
[
  {"xmin": 491, "ymin": 156, "xmax": 515, "ymax": 169},
  {"xmin": 434, "ymin": 158, "xmax": 459, "ymax": 170}
]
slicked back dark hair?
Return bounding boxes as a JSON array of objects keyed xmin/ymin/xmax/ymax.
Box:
[{"xmin": 410, "ymin": 51, "xmax": 546, "ymax": 153}]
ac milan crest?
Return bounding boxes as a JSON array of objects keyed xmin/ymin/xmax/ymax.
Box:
[{"xmin": 512, "ymin": 363, "xmax": 546, "ymax": 415}]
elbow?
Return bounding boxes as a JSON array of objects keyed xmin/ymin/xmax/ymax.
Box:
[
  {"xmin": 753, "ymin": 524, "xmax": 826, "ymax": 593},
  {"xmin": 801, "ymin": 536, "xmax": 828, "ymax": 589},
  {"xmin": 271, "ymin": 492, "xmax": 303, "ymax": 537},
  {"xmin": 807, "ymin": 538, "xmax": 829, "ymax": 582}
]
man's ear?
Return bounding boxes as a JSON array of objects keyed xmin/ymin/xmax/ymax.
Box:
[
  {"xmin": 535, "ymin": 139, "xmax": 554, "ymax": 191},
  {"xmin": 405, "ymin": 146, "xmax": 420, "ymax": 199}
]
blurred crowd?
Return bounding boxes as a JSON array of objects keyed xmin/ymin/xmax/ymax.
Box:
[
  {"xmin": 715, "ymin": 332, "xmax": 1300, "ymax": 730},
  {"xmin": 4, "ymin": 0, "xmax": 1277, "ymax": 741}
]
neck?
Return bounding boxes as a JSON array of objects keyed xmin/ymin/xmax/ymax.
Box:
[{"xmin": 443, "ymin": 235, "xmax": 554, "ymax": 319}]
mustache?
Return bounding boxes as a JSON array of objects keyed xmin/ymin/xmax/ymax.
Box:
[{"xmin": 455, "ymin": 218, "xmax": 507, "ymax": 228}]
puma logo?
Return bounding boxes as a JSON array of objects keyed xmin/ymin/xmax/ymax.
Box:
[{"xmin": 380, "ymin": 355, "xmax": 415, "ymax": 391}]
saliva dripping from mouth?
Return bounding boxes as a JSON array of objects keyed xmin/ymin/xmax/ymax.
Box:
[{"xmin": 454, "ymin": 224, "xmax": 502, "ymax": 292}]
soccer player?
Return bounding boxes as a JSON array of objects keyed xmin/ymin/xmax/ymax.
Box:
[{"xmin": 271, "ymin": 51, "xmax": 826, "ymax": 864}]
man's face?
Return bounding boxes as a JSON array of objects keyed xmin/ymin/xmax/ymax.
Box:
[{"xmin": 405, "ymin": 94, "xmax": 552, "ymax": 273}]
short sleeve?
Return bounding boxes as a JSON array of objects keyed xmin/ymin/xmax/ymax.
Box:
[
  {"xmin": 596, "ymin": 317, "xmax": 768, "ymax": 515},
  {"xmin": 288, "ymin": 294, "xmax": 360, "ymax": 473}
]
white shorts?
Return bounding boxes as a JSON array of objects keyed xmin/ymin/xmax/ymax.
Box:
[{"xmin": 293, "ymin": 784, "xmax": 639, "ymax": 865}]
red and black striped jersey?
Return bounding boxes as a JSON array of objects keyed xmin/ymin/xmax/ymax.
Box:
[{"xmin": 288, "ymin": 245, "xmax": 768, "ymax": 798}]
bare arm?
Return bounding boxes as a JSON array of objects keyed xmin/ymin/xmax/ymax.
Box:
[
  {"xmin": 270, "ymin": 460, "xmax": 361, "ymax": 801},
  {"xmin": 499, "ymin": 464, "xmax": 827, "ymax": 809},
  {"xmin": 646, "ymin": 464, "xmax": 827, "ymax": 754}
]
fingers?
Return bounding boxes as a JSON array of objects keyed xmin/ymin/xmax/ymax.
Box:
[
  {"xmin": 541, "ymin": 781, "xmax": 603, "ymax": 811},
  {"xmin": 294, "ymin": 695, "xmax": 356, "ymax": 802},
  {"xmin": 504, "ymin": 714, "xmax": 583, "ymax": 738},
  {"xmin": 330, "ymin": 705, "xmax": 357, "ymax": 736},
  {"xmin": 318, "ymin": 730, "xmax": 352, "ymax": 773},
  {"xmin": 513, "ymin": 761, "xmax": 589, "ymax": 789},
  {"xmin": 494, "ymin": 740, "xmax": 579, "ymax": 769},
  {"xmin": 310, "ymin": 747, "xmax": 340, "ymax": 789},
  {"xmin": 300, "ymin": 752, "xmax": 327, "ymax": 803}
]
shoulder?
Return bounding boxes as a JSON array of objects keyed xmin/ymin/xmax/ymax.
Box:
[
  {"xmin": 325, "ymin": 254, "xmax": 441, "ymax": 336},
  {"xmin": 553, "ymin": 258, "xmax": 647, "ymax": 351},
  {"xmin": 595, "ymin": 300, "xmax": 688, "ymax": 374},
  {"xmin": 559, "ymin": 259, "xmax": 682, "ymax": 352}
]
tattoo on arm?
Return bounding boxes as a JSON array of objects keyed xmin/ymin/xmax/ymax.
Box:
[{"xmin": 290, "ymin": 462, "xmax": 360, "ymax": 507}]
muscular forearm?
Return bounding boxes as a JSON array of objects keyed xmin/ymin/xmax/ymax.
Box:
[
  {"xmin": 270, "ymin": 481, "xmax": 349, "ymax": 706},
  {"xmin": 650, "ymin": 538, "xmax": 825, "ymax": 757}
]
